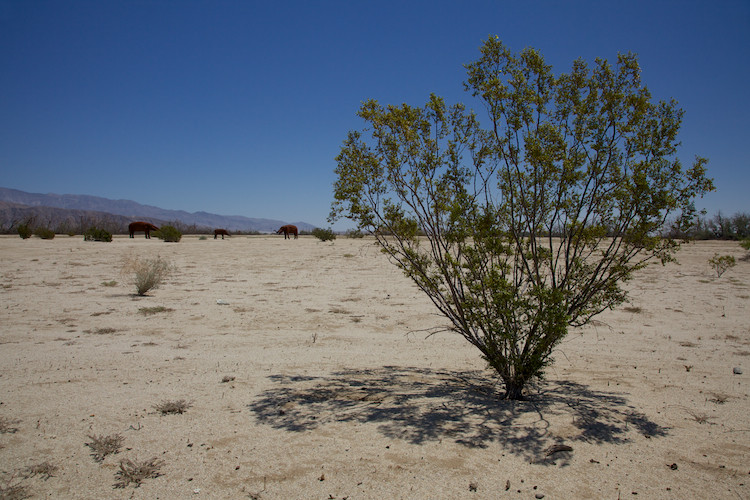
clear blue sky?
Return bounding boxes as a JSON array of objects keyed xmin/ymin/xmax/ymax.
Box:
[{"xmin": 1, "ymin": 0, "xmax": 748, "ymax": 229}]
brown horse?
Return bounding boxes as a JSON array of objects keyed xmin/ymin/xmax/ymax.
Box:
[
  {"xmin": 276, "ymin": 224, "xmax": 298, "ymax": 239},
  {"xmin": 214, "ymin": 229, "xmax": 230, "ymax": 239},
  {"xmin": 129, "ymin": 221, "xmax": 159, "ymax": 239}
]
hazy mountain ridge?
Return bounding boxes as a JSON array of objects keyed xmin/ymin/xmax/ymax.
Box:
[{"xmin": 0, "ymin": 187, "xmax": 315, "ymax": 233}]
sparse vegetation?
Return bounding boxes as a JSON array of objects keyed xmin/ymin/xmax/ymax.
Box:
[
  {"xmin": 83, "ymin": 227, "xmax": 113, "ymax": 242},
  {"xmin": 23, "ymin": 461, "xmax": 58, "ymax": 480},
  {"xmin": 91, "ymin": 327, "xmax": 117, "ymax": 334},
  {"xmin": 101, "ymin": 280, "xmax": 117, "ymax": 287},
  {"xmin": 0, "ymin": 416, "xmax": 20, "ymax": 433},
  {"xmin": 33, "ymin": 227, "xmax": 55, "ymax": 239},
  {"xmin": 154, "ymin": 399, "xmax": 191, "ymax": 415},
  {"xmin": 708, "ymin": 254, "xmax": 736, "ymax": 277},
  {"xmin": 114, "ymin": 457, "xmax": 164, "ymax": 488},
  {"xmin": 312, "ymin": 227, "xmax": 337, "ymax": 242},
  {"xmin": 345, "ymin": 229, "xmax": 364, "ymax": 238},
  {"xmin": 138, "ymin": 306, "xmax": 172, "ymax": 315},
  {"xmin": 86, "ymin": 433, "xmax": 125, "ymax": 462},
  {"xmin": 121, "ymin": 254, "xmax": 174, "ymax": 296},
  {"xmin": 154, "ymin": 225, "xmax": 182, "ymax": 242},
  {"xmin": 0, "ymin": 480, "xmax": 29, "ymax": 499}
]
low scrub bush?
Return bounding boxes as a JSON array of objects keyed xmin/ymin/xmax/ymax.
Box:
[
  {"xmin": 312, "ymin": 227, "xmax": 336, "ymax": 242},
  {"xmin": 121, "ymin": 254, "xmax": 174, "ymax": 296},
  {"xmin": 86, "ymin": 433, "xmax": 124, "ymax": 462},
  {"xmin": 154, "ymin": 225, "xmax": 182, "ymax": 242},
  {"xmin": 34, "ymin": 227, "xmax": 55, "ymax": 239},
  {"xmin": 114, "ymin": 457, "xmax": 164, "ymax": 488},
  {"xmin": 83, "ymin": 227, "xmax": 113, "ymax": 242},
  {"xmin": 708, "ymin": 254, "xmax": 736, "ymax": 277},
  {"xmin": 154, "ymin": 399, "xmax": 191, "ymax": 414}
]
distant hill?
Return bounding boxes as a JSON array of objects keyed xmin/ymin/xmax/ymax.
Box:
[{"xmin": 0, "ymin": 187, "xmax": 315, "ymax": 233}]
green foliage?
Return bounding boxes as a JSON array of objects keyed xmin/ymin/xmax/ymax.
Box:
[
  {"xmin": 740, "ymin": 239, "xmax": 750, "ymax": 251},
  {"xmin": 708, "ymin": 254, "xmax": 736, "ymax": 277},
  {"xmin": 330, "ymin": 37, "xmax": 714, "ymax": 400},
  {"xmin": 154, "ymin": 225, "xmax": 182, "ymax": 242},
  {"xmin": 17, "ymin": 224, "xmax": 32, "ymax": 239},
  {"xmin": 121, "ymin": 254, "xmax": 174, "ymax": 296},
  {"xmin": 312, "ymin": 227, "xmax": 337, "ymax": 242},
  {"xmin": 34, "ymin": 227, "xmax": 55, "ymax": 239},
  {"xmin": 83, "ymin": 226, "xmax": 113, "ymax": 242}
]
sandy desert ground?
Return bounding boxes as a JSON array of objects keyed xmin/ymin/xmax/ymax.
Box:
[{"xmin": 0, "ymin": 234, "xmax": 748, "ymax": 499}]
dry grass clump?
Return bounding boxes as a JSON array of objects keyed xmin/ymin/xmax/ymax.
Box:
[
  {"xmin": 138, "ymin": 306, "xmax": 173, "ymax": 315},
  {"xmin": 121, "ymin": 253, "xmax": 174, "ymax": 296},
  {"xmin": 0, "ymin": 481, "xmax": 29, "ymax": 500},
  {"xmin": 86, "ymin": 434, "xmax": 124, "ymax": 462},
  {"xmin": 0, "ymin": 417, "xmax": 20, "ymax": 434},
  {"xmin": 154, "ymin": 399, "xmax": 191, "ymax": 415},
  {"xmin": 114, "ymin": 457, "xmax": 164, "ymax": 488},
  {"xmin": 23, "ymin": 461, "xmax": 58, "ymax": 480}
]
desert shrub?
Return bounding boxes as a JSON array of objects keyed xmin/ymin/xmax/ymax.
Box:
[
  {"xmin": 114, "ymin": 457, "xmax": 164, "ymax": 488},
  {"xmin": 708, "ymin": 254, "xmax": 736, "ymax": 277},
  {"xmin": 23, "ymin": 461, "xmax": 59, "ymax": 479},
  {"xmin": 0, "ymin": 481, "xmax": 29, "ymax": 499},
  {"xmin": 83, "ymin": 227, "xmax": 113, "ymax": 242},
  {"xmin": 33, "ymin": 227, "xmax": 55, "ymax": 239},
  {"xmin": 312, "ymin": 227, "xmax": 337, "ymax": 242},
  {"xmin": 331, "ymin": 37, "xmax": 713, "ymax": 399},
  {"xmin": 138, "ymin": 306, "xmax": 172, "ymax": 315},
  {"xmin": 121, "ymin": 254, "xmax": 174, "ymax": 296},
  {"xmin": 345, "ymin": 229, "xmax": 364, "ymax": 238},
  {"xmin": 0, "ymin": 416, "xmax": 20, "ymax": 433},
  {"xmin": 154, "ymin": 225, "xmax": 182, "ymax": 242},
  {"xmin": 153, "ymin": 399, "xmax": 191, "ymax": 414},
  {"xmin": 740, "ymin": 239, "xmax": 750, "ymax": 251},
  {"xmin": 86, "ymin": 433, "xmax": 124, "ymax": 462},
  {"xmin": 17, "ymin": 224, "xmax": 32, "ymax": 239}
]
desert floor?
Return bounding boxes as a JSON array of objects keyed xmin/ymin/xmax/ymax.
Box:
[{"xmin": 0, "ymin": 235, "xmax": 748, "ymax": 499}]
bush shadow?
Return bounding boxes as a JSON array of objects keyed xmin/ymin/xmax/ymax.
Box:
[{"xmin": 247, "ymin": 366, "xmax": 667, "ymax": 463}]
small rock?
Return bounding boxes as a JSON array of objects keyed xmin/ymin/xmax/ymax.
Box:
[
  {"xmin": 216, "ymin": 299, "xmax": 229, "ymax": 305},
  {"xmin": 535, "ymin": 494, "xmax": 545, "ymax": 499},
  {"xmin": 469, "ymin": 482, "xmax": 478, "ymax": 492},
  {"xmin": 733, "ymin": 367, "xmax": 743, "ymax": 375},
  {"xmin": 670, "ymin": 463, "xmax": 678, "ymax": 470}
]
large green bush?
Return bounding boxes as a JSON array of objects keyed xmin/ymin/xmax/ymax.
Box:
[
  {"xmin": 312, "ymin": 227, "xmax": 336, "ymax": 242},
  {"xmin": 17, "ymin": 224, "xmax": 32, "ymax": 239},
  {"xmin": 154, "ymin": 225, "xmax": 182, "ymax": 242}
]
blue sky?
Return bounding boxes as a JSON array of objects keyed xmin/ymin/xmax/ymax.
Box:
[{"xmin": 1, "ymin": 0, "xmax": 748, "ymax": 229}]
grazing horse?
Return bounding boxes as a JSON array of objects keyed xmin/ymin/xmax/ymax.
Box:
[
  {"xmin": 276, "ymin": 224, "xmax": 298, "ymax": 239},
  {"xmin": 128, "ymin": 221, "xmax": 159, "ymax": 239},
  {"xmin": 214, "ymin": 229, "xmax": 230, "ymax": 239}
]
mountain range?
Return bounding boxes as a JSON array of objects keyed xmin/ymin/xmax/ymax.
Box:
[{"xmin": 0, "ymin": 187, "xmax": 315, "ymax": 233}]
